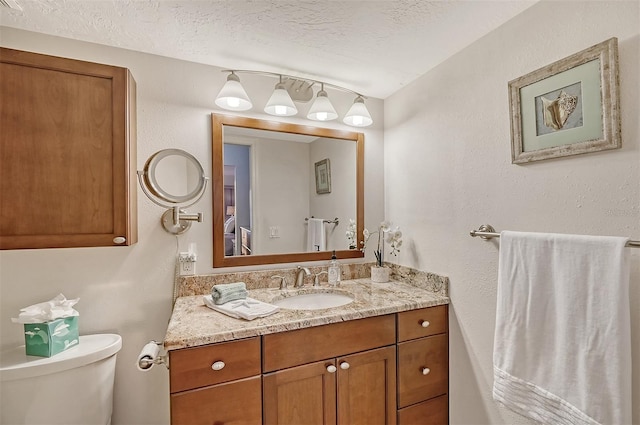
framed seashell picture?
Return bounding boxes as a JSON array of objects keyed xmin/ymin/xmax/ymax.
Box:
[{"xmin": 508, "ymin": 37, "xmax": 621, "ymax": 164}]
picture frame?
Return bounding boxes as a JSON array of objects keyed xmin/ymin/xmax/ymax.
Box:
[
  {"xmin": 314, "ymin": 158, "xmax": 331, "ymax": 194},
  {"xmin": 508, "ymin": 38, "xmax": 621, "ymax": 164}
]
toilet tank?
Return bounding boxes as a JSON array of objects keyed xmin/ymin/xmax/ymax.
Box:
[{"xmin": 0, "ymin": 333, "xmax": 122, "ymax": 425}]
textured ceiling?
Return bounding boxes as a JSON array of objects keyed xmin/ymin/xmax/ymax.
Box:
[{"xmin": 0, "ymin": 0, "xmax": 536, "ymax": 99}]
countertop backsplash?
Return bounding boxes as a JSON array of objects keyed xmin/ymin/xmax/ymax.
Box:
[{"xmin": 177, "ymin": 262, "xmax": 449, "ymax": 298}]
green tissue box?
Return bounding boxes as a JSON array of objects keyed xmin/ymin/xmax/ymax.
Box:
[{"xmin": 23, "ymin": 316, "xmax": 79, "ymax": 357}]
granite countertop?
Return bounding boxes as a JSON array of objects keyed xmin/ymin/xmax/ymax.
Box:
[{"xmin": 164, "ymin": 278, "xmax": 449, "ymax": 351}]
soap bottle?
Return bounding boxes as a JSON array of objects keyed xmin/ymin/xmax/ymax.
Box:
[{"xmin": 328, "ymin": 250, "xmax": 340, "ymax": 287}]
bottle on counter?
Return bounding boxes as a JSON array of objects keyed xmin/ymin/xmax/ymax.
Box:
[{"xmin": 328, "ymin": 250, "xmax": 341, "ymax": 287}]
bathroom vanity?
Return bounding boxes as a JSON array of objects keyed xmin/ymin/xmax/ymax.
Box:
[{"xmin": 165, "ymin": 275, "xmax": 449, "ymax": 424}]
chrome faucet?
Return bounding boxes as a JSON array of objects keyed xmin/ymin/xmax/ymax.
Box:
[{"xmin": 295, "ymin": 266, "xmax": 311, "ymax": 288}]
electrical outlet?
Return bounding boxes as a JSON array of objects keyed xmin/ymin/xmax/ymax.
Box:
[{"xmin": 178, "ymin": 252, "xmax": 196, "ymax": 276}]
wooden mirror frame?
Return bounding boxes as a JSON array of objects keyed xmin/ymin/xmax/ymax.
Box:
[{"xmin": 212, "ymin": 113, "xmax": 364, "ymax": 267}]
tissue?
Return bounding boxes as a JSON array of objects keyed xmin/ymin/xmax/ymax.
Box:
[
  {"xmin": 11, "ymin": 293, "xmax": 79, "ymax": 324},
  {"xmin": 12, "ymin": 294, "xmax": 80, "ymax": 357}
]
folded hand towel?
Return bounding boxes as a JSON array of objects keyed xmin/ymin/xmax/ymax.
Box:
[
  {"xmin": 211, "ymin": 282, "xmax": 247, "ymax": 305},
  {"xmin": 493, "ymin": 231, "xmax": 631, "ymax": 425},
  {"xmin": 203, "ymin": 295, "xmax": 279, "ymax": 321}
]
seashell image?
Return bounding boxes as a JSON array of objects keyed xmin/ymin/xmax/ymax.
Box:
[{"xmin": 541, "ymin": 90, "xmax": 578, "ymax": 130}]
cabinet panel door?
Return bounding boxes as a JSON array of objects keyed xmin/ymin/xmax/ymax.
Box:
[
  {"xmin": 398, "ymin": 394, "xmax": 448, "ymax": 425},
  {"xmin": 263, "ymin": 360, "xmax": 337, "ymax": 425},
  {"xmin": 337, "ymin": 346, "xmax": 396, "ymax": 425},
  {"xmin": 397, "ymin": 334, "xmax": 448, "ymax": 408},
  {"xmin": 171, "ymin": 376, "xmax": 262, "ymax": 425},
  {"xmin": 0, "ymin": 47, "xmax": 136, "ymax": 249}
]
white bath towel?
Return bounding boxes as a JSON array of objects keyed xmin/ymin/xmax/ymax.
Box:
[
  {"xmin": 203, "ymin": 295, "xmax": 279, "ymax": 321},
  {"xmin": 493, "ymin": 231, "xmax": 631, "ymax": 425},
  {"xmin": 307, "ymin": 218, "xmax": 326, "ymax": 252}
]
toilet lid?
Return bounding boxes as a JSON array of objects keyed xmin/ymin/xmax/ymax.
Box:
[{"xmin": 0, "ymin": 333, "xmax": 122, "ymax": 382}]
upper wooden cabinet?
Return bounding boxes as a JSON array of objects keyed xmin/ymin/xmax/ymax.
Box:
[{"xmin": 0, "ymin": 47, "xmax": 137, "ymax": 249}]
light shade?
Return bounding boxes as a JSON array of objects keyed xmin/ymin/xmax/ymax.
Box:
[
  {"xmin": 226, "ymin": 206, "xmax": 235, "ymax": 216},
  {"xmin": 264, "ymin": 82, "xmax": 298, "ymax": 116},
  {"xmin": 307, "ymin": 88, "xmax": 338, "ymax": 121},
  {"xmin": 215, "ymin": 73, "xmax": 252, "ymax": 111},
  {"xmin": 343, "ymin": 95, "xmax": 373, "ymax": 127}
]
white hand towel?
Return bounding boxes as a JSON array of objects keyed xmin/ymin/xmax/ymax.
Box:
[
  {"xmin": 307, "ymin": 218, "xmax": 326, "ymax": 252},
  {"xmin": 203, "ymin": 295, "xmax": 279, "ymax": 321},
  {"xmin": 493, "ymin": 231, "xmax": 631, "ymax": 425}
]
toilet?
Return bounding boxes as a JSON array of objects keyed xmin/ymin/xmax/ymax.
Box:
[{"xmin": 0, "ymin": 333, "xmax": 122, "ymax": 425}]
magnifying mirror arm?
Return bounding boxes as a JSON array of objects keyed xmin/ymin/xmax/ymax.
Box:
[{"xmin": 171, "ymin": 207, "xmax": 203, "ymax": 225}]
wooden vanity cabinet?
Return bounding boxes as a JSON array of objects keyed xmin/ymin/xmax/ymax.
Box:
[
  {"xmin": 168, "ymin": 305, "xmax": 449, "ymax": 425},
  {"xmin": 397, "ymin": 305, "xmax": 449, "ymax": 424},
  {"xmin": 0, "ymin": 47, "xmax": 137, "ymax": 249}
]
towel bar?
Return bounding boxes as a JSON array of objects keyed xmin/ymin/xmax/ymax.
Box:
[
  {"xmin": 305, "ymin": 216, "xmax": 339, "ymax": 225},
  {"xmin": 470, "ymin": 224, "xmax": 640, "ymax": 248}
]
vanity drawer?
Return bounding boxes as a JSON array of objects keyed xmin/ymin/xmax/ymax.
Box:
[
  {"xmin": 171, "ymin": 376, "xmax": 262, "ymax": 425},
  {"xmin": 263, "ymin": 314, "xmax": 396, "ymax": 372},
  {"xmin": 397, "ymin": 305, "xmax": 447, "ymax": 342},
  {"xmin": 398, "ymin": 394, "xmax": 448, "ymax": 425},
  {"xmin": 397, "ymin": 333, "xmax": 448, "ymax": 408},
  {"xmin": 169, "ymin": 337, "xmax": 261, "ymax": 393}
]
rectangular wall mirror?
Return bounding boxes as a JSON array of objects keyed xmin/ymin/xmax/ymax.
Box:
[{"xmin": 212, "ymin": 114, "xmax": 364, "ymax": 267}]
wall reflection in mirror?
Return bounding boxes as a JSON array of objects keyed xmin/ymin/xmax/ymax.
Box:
[
  {"xmin": 212, "ymin": 114, "xmax": 364, "ymax": 268},
  {"xmin": 223, "ymin": 126, "xmax": 356, "ymax": 256}
]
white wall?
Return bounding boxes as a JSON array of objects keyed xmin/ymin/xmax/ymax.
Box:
[
  {"xmin": 384, "ymin": 1, "xmax": 639, "ymax": 424},
  {"xmin": 0, "ymin": 27, "xmax": 385, "ymax": 425}
]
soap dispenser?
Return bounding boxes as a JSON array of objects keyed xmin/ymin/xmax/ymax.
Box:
[{"xmin": 328, "ymin": 250, "xmax": 340, "ymax": 287}]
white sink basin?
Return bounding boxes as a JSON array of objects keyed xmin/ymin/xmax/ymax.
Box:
[{"xmin": 272, "ymin": 291, "xmax": 354, "ymax": 310}]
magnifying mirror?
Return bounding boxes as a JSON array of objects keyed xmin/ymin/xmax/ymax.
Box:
[{"xmin": 138, "ymin": 149, "xmax": 208, "ymax": 234}]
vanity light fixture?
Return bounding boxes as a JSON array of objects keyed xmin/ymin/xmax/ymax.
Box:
[
  {"xmin": 343, "ymin": 95, "xmax": 373, "ymax": 127},
  {"xmin": 307, "ymin": 83, "xmax": 338, "ymax": 122},
  {"xmin": 214, "ymin": 71, "xmax": 252, "ymax": 111},
  {"xmin": 215, "ymin": 70, "xmax": 373, "ymax": 127},
  {"xmin": 264, "ymin": 75, "xmax": 297, "ymax": 116}
]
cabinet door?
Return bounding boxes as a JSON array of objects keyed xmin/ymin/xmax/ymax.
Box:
[
  {"xmin": 0, "ymin": 47, "xmax": 137, "ymax": 249},
  {"xmin": 263, "ymin": 360, "xmax": 337, "ymax": 425},
  {"xmin": 171, "ymin": 376, "xmax": 262, "ymax": 425},
  {"xmin": 337, "ymin": 346, "xmax": 397, "ymax": 425}
]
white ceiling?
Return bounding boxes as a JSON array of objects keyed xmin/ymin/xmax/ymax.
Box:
[{"xmin": 0, "ymin": 0, "xmax": 536, "ymax": 99}]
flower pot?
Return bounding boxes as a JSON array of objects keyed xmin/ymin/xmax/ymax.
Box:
[{"xmin": 370, "ymin": 266, "xmax": 390, "ymax": 283}]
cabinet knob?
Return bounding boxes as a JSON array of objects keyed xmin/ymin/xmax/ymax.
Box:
[
  {"xmin": 113, "ymin": 236, "xmax": 126, "ymax": 244},
  {"xmin": 211, "ymin": 361, "xmax": 226, "ymax": 371},
  {"xmin": 420, "ymin": 320, "xmax": 430, "ymax": 328},
  {"xmin": 422, "ymin": 367, "xmax": 431, "ymax": 376},
  {"xmin": 340, "ymin": 362, "xmax": 350, "ymax": 370},
  {"xmin": 326, "ymin": 365, "xmax": 337, "ymax": 373}
]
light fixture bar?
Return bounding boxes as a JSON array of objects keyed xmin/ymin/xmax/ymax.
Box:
[
  {"xmin": 216, "ymin": 69, "xmax": 373, "ymax": 127},
  {"xmin": 220, "ymin": 69, "xmax": 367, "ymax": 100}
]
